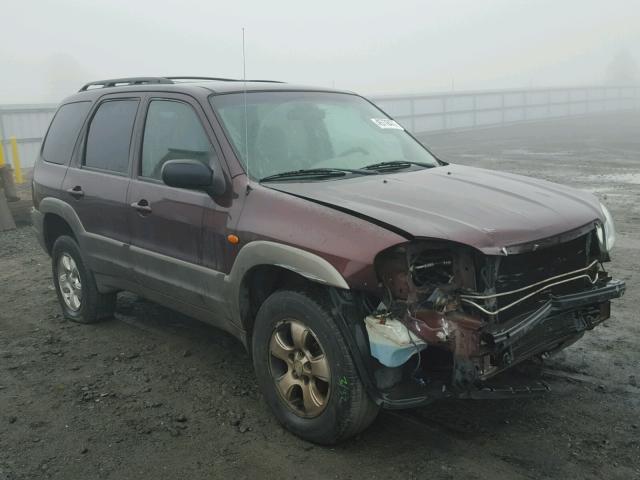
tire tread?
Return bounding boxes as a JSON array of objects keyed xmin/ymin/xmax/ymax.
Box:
[
  {"xmin": 51, "ymin": 235, "xmax": 116, "ymax": 324},
  {"xmin": 252, "ymin": 288, "xmax": 379, "ymax": 444}
]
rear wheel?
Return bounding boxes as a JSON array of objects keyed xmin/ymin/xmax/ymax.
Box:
[
  {"xmin": 51, "ymin": 235, "xmax": 116, "ymax": 323},
  {"xmin": 252, "ymin": 289, "xmax": 379, "ymax": 444}
]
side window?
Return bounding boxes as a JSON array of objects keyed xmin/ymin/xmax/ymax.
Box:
[
  {"xmin": 84, "ymin": 99, "xmax": 139, "ymax": 174},
  {"xmin": 42, "ymin": 101, "xmax": 92, "ymax": 165},
  {"xmin": 141, "ymin": 100, "xmax": 213, "ymax": 180}
]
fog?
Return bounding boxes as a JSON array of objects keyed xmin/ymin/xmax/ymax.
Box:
[{"xmin": 2, "ymin": 0, "xmax": 639, "ymax": 104}]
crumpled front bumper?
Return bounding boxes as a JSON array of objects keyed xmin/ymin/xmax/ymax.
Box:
[
  {"xmin": 363, "ymin": 278, "xmax": 625, "ymax": 409},
  {"xmin": 486, "ymin": 279, "xmax": 625, "ymax": 347},
  {"xmin": 476, "ymin": 278, "xmax": 626, "ymax": 381},
  {"xmin": 378, "ymin": 278, "xmax": 625, "ymax": 408}
]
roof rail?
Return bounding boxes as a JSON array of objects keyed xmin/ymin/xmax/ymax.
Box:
[
  {"xmin": 79, "ymin": 77, "xmax": 174, "ymax": 91},
  {"xmin": 79, "ymin": 76, "xmax": 285, "ymax": 92},
  {"xmin": 166, "ymin": 76, "xmax": 240, "ymax": 82},
  {"xmin": 166, "ymin": 76, "xmax": 284, "ymax": 84}
]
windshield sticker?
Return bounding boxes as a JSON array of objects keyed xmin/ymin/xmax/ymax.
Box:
[{"xmin": 371, "ymin": 118, "xmax": 404, "ymax": 130}]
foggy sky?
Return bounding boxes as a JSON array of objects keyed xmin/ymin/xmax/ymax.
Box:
[{"xmin": 2, "ymin": 0, "xmax": 639, "ymax": 104}]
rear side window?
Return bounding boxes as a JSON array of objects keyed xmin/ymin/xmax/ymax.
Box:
[
  {"xmin": 42, "ymin": 102, "xmax": 91, "ymax": 165},
  {"xmin": 141, "ymin": 100, "xmax": 213, "ymax": 180},
  {"xmin": 84, "ymin": 99, "xmax": 139, "ymax": 174}
]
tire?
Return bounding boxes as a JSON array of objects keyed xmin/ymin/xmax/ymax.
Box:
[
  {"xmin": 252, "ymin": 289, "xmax": 379, "ymax": 444},
  {"xmin": 51, "ymin": 235, "xmax": 116, "ymax": 323}
]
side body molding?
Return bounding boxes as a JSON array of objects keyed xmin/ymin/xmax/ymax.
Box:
[{"xmin": 224, "ymin": 241, "xmax": 350, "ymax": 327}]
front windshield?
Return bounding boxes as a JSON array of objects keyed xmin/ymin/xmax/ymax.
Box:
[{"xmin": 210, "ymin": 91, "xmax": 439, "ymax": 180}]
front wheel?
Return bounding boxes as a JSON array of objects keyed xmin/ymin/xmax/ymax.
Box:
[{"xmin": 252, "ymin": 289, "xmax": 379, "ymax": 444}]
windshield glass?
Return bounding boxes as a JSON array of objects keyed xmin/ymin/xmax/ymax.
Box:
[{"xmin": 210, "ymin": 91, "xmax": 439, "ymax": 180}]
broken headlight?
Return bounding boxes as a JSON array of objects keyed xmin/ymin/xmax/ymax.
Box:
[
  {"xmin": 376, "ymin": 244, "xmax": 459, "ymax": 302},
  {"xmin": 409, "ymin": 252, "xmax": 454, "ymax": 288}
]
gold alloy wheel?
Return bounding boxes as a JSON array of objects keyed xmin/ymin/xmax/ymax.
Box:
[{"xmin": 268, "ymin": 319, "xmax": 331, "ymax": 418}]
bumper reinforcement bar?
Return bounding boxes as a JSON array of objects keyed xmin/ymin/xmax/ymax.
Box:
[{"xmin": 486, "ymin": 279, "xmax": 625, "ymax": 348}]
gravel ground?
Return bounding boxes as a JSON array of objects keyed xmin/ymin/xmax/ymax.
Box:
[{"xmin": 1, "ymin": 112, "xmax": 639, "ymax": 480}]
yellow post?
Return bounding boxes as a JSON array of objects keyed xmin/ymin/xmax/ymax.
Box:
[
  {"xmin": 9, "ymin": 137, "xmax": 23, "ymax": 184},
  {"xmin": 0, "ymin": 139, "xmax": 5, "ymax": 167}
]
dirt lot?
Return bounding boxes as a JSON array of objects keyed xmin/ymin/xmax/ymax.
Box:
[{"xmin": 1, "ymin": 112, "xmax": 639, "ymax": 480}]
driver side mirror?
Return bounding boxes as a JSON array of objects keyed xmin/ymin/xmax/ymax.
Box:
[{"xmin": 161, "ymin": 159, "xmax": 225, "ymax": 196}]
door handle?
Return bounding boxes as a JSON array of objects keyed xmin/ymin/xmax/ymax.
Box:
[
  {"xmin": 131, "ymin": 199, "xmax": 152, "ymax": 215},
  {"xmin": 66, "ymin": 186, "xmax": 84, "ymax": 199}
]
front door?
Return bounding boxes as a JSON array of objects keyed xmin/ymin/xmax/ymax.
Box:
[{"xmin": 127, "ymin": 95, "xmax": 221, "ymax": 307}]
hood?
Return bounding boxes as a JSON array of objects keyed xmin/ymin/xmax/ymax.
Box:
[{"xmin": 266, "ymin": 164, "xmax": 604, "ymax": 255}]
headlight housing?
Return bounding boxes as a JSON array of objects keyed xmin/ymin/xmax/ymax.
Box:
[{"xmin": 597, "ymin": 202, "xmax": 616, "ymax": 252}]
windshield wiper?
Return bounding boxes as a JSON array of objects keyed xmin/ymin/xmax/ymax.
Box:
[
  {"xmin": 363, "ymin": 160, "xmax": 436, "ymax": 172},
  {"xmin": 260, "ymin": 167, "xmax": 376, "ymax": 183}
]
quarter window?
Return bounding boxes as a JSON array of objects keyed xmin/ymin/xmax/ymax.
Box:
[
  {"xmin": 42, "ymin": 101, "xmax": 92, "ymax": 165},
  {"xmin": 84, "ymin": 99, "xmax": 139, "ymax": 173},
  {"xmin": 141, "ymin": 100, "xmax": 213, "ymax": 180}
]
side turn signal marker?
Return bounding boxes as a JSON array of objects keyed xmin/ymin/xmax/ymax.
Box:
[{"xmin": 227, "ymin": 234, "xmax": 240, "ymax": 245}]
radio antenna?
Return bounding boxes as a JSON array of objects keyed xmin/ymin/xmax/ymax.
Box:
[{"xmin": 242, "ymin": 27, "xmax": 250, "ymax": 184}]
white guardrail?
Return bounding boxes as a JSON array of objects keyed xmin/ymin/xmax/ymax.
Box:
[
  {"xmin": 372, "ymin": 85, "xmax": 640, "ymax": 134},
  {"xmin": 1, "ymin": 85, "xmax": 639, "ymax": 169}
]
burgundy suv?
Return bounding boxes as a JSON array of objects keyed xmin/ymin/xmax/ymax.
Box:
[{"xmin": 32, "ymin": 76, "xmax": 625, "ymax": 444}]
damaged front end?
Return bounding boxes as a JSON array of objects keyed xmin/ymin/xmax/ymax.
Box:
[{"xmin": 367, "ymin": 222, "xmax": 625, "ymax": 406}]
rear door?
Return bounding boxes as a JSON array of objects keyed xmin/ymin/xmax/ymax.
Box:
[
  {"xmin": 127, "ymin": 94, "xmax": 221, "ymax": 307},
  {"xmin": 61, "ymin": 94, "xmax": 141, "ymax": 279},
  {"xmin": 34, "ymin": 101, "xmax": 93, "ymax": 206}
]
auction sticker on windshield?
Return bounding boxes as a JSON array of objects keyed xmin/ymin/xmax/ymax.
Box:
[{"xmin": 371, "ymin": 118, "xmax": 404, "ymax": 130}]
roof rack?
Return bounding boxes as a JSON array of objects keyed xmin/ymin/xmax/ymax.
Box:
[
  {"xmin": 79, "ymin": 77, "xmax": 173, "ymax": 91},
  {"xmin": 79, "ymin": 76, "xmax": 284, "ymax": 91},
  {"xmin": 165, "ymin": 76, "xmax": 234, "ymax": 82},
  {"xmin": 166, "ymin": 76, "xmax": 284, "ymax": 84}
]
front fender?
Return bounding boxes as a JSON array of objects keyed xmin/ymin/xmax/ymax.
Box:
[{"xmin": 224, "ymin": 240, "xmax": 350, "ymax": 326}]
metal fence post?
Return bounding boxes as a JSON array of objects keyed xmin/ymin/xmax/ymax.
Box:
[
  {"xmin": 9, "ymin": 137, "xmax": 24, "ymax": 184},
  {"xmin": 442, "ymin": 96, "xmax": 447, "ymax": 130},
  {"xmin": 0, "ymin": 110, "xmax": 7, "ymax": 167},
  {"xmin": 472, "ymin": 94, "xmax": 477, "ymax": 127},
  {"xmin": 618, "ymin": 86, "xmax": 623, "ymax": 111},
  {"xmin": 409, "ymin": 98, "xmax": 416, "ymax": 133}
]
